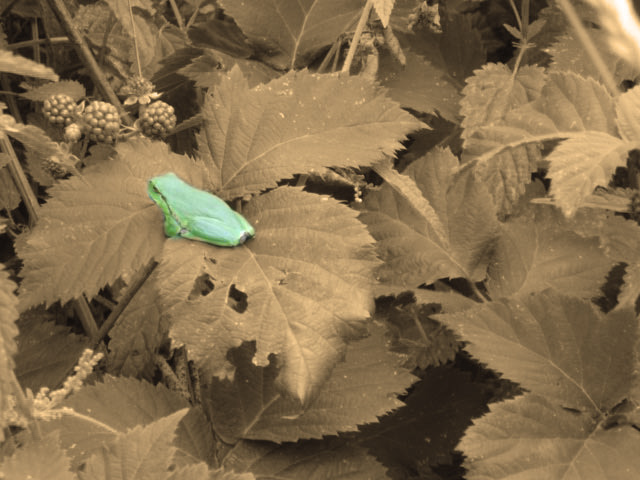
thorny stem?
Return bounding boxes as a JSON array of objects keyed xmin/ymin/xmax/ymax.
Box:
[
  {"xmin": 1, "ymin": 133, "xmax": 39, "ymax": 225},
  {"xmin": 318, "ymin": 36, "xmax": 342, "ymax": 73},
  {"xmin": 341, "ymin": 0, "xmax": 374, "ymax": 74},
  {"xmin": 128, "ymin": 0, "xmax": 143, "ymax": 78},
  {"xmin": 6, "ymin": 36, "xmax": 70, "ymax": 49},
  {"xmin": 168, "ymin": 0, "xmax": 185, "ymax": 31},
  {"xmin": 508, "ymin": 0, "xmax": 523, "ymax": 32}
]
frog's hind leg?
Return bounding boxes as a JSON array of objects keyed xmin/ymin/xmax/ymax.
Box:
[{"xmin": 180, "ymin": 216, "xmax": 253, "ymax": 247}]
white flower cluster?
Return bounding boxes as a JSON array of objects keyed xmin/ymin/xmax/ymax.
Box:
[{"xmin": 32, "ymin": 348, "xmax": 103, "ymax": 420}]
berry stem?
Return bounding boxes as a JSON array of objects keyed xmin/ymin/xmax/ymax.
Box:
[
  {"xmin": 128, "ymin": 0, "xmax": 143, "ymax": 78},
  {"xmin": 341, "ymin": 0, "xmax": 374, "ymax": 74}
]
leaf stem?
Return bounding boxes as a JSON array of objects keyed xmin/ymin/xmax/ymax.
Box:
[
  {"xmin": 469, "ymin": 281, "xmax": 489, "ymax": 303},
  {"xmin": 74, "ymin": 295, "xmax": 99, "ymax": 342},
  {"xmin": 411, "ymin": 311, "xmax": 430, "ymax": 345},
  {"xmin": 341, "ymin": 0, "xmax": 374, "ymax": 74},
  {"xmin": 93, "ymin": 258, "xmax": 158, "ymax": 347}
]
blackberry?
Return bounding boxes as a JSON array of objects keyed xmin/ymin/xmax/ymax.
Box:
[
  {"xmin": 43, "ymin": 94, "xmax": 77, "ymax": 127},
  {"xmin": 82, "ymin": 101, "xmax": 120, "ymax": 143},
  {"xmin": 139, "ymin": 101, "xmax": 176, "ymax": 138}
]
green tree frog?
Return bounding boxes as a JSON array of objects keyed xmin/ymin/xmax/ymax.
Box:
[{"xmin": 147, "ymin": 172, "xmax": 255, "ymax": 247}]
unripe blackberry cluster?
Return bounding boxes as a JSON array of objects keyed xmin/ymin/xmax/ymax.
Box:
[
  {"xmin": 82, "ymin": 101, "xmax": 120, "ymax": 143},
  {"xmin": 64, "ymin": 123, "xmax": 83, "ymax": 143},
  {"xmin": 43, "ymin": 94, "xmax": 77, "ymax": 127},
  {"xmin": 139, "ymin": 101, "xmax": 176, "ymax": 138}
]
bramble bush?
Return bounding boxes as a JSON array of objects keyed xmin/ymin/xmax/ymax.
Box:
[{"xmin": 1, "ymin": 0, "xmax": 640, "ymax": 479}]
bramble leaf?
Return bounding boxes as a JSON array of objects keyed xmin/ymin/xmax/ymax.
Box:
[
  {"xmin": 198, "ymin": 66, "xmax": 424, "ymax": 199},
  {"xmin": 38, "ymin": 375, "xmax": 213, "ymax": 470},
  {"xmin": 464, "ymin": 71, "xmax": 619, "ymax": 214},
  {"xmin": 379, "ymin": 300, "xmax": 460, "ymax": 370},
  {"xmin": 547, "ymin": 132, "xmax": 630, "ymax": 216},
  {"xmin": 486, "ymin": 205, "xmax": 612, "ymax": 298},
  {"xmin": 460, "ymin": 63, "xmax": 546, "ymax": 214},
  {"xmin": 359, "ymin": 147, "xmax": 499, "ymax": 287},
  {"xmin": 460, "ymin": 63, "xmax": 546, "ymax": 139},
  {"xmin": 218, "ymin": 0, "xmax": 363, "ymax": 69},
  {"xmin": 378, "ymin": 49, "xmax": 460, "ymax": 122},
  {"xmin": 203, "ymin": 323, "xmax": 416, "ymax": 443},
  {"xmin": 158, "ymin": 187, "xmax": 379, "ymax": 404},
  {"xmin": 438, "ymin": 290, "xmax": 637, "ymax": 412},
  {"xmin": 461, "ymin": 394, "xmax": 640, "ymax": 480},
  {"xmin": 0, "ymin": 49, "xmax": 58, "ymax": 81},
  {"xmin": 222, "ymin": 438, "xmax": 388, "ymax": 480},
  {"xmin": 81, "ymin": 409, "xmax": 188, "ymax": 480},
  {"xmin": 0, "ymin": 433, "xmax": 75, "ymax": 480},
  {"xmin": 19, "ymin": 80, "xmax": 85, "ymax": 102},
  {"xmin": 14, "ymin": 313, "xmax": 88, "ymax": 392},
  {"xmin": 16, "ymin": 138, "xmax": 206, "ymax": 308}
]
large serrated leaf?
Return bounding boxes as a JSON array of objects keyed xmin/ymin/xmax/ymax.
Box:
[
  {"xmin": 14, "ymin": 313, "xmax": 88, "ymax": 392},
  {"xmin": 197, "ymin": 66, "xmax": 424, "ymax": 199},
  {"xmin": 378, "ymin": 48, "xmax": 460, "ymax": 122},
  {"xmin": 158, "ymin": 187, "xmax": 379, "ymax": 404},
  {"xmin": 460, "ymin": 63, "xmax": 546, "ymax": 139},
  {"xmin": 81, "ymin": 409, "xmax": 188, "ymax": 480},
  {"xmin": 0, "ymin": 49, "xmax": 58, "ymax": 81},
  {"xmin": 218, "ymin": 0, "xmax": 363, "ymax": 69},
  {"xmin": 0, "ymin": 433, "xmax": 75, "ymax": 480},
  {"xmin": 359, "ymin": 147, "xmax": 499, "ymax": 287},
  {"xmin": 222, "ymin": 438, "xmax": 389, "ymax": 480},
  {"xmin": 463, "ymin": 71, "xmax": 618, "ymax": 214},
  {"xmin": 16, "ymin": 138, "xmax": 206, "ymax": 309},
  {"xmin": 437, "ymin": 290, "xmax": 637, "ymax": 412},
  {"xmin": 20, "ymin": 80, "xmax": 85, "ymax": 102},
  {"xmin": 486, "ymin": 204, "xmax": 612, "ymax": 298},
  {"xmin": 461, "ymin": 394, "xmax": 640, "ymax": 480},
  {"xmin": 547, "ymin": 132, "xmax": 631, "ymax": 216},
  {"xmin": 203, "ymin": 323, "xmax": 416, "ymax": 443},
  {"xmin": 37, "ymin": 375, "xmax": 212, "ymax": 470}
]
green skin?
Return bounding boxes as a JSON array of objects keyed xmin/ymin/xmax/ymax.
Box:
[{"xmin": 147, "ymin": 173, "xmax": 255, "ymax": 247}]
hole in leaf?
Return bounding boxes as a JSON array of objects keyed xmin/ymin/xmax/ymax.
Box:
[
  {"xmin": 188, "ymin": 273, "xmax": 215, "ymax": 299},
  {"xmin": 228, "ymin": 284, "xmax": 248, "ymax": 313}
]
